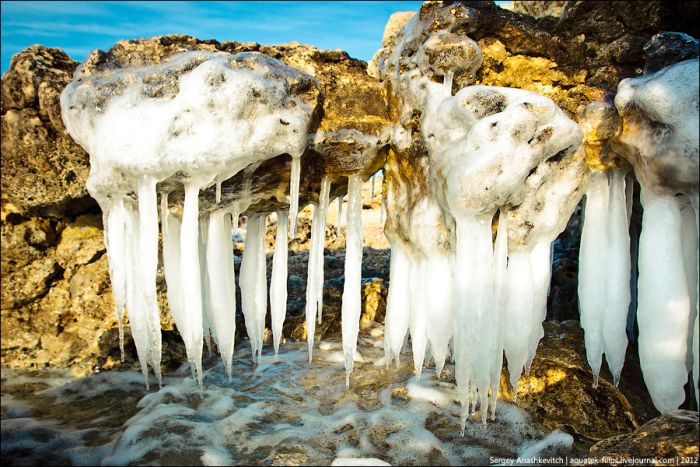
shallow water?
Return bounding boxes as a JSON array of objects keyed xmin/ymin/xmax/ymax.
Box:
[{"xmin": 1, "ymin": 325, "xmax": 572, "ymax": 466}]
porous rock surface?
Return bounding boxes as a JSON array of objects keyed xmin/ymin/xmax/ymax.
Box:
[{"xmin": 589, "ymin": 410, "xmax": 699, "ymax": 462}]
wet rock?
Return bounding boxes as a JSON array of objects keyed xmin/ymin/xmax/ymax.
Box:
[
  {"xmin": 643, "ymin": 32, "xmax": 699, "ymax": 74},
  {"xmin": 500, "ymin": 321, "xmax": 641, "ymax": 444},
  {"xmin": 589, "ymin": 411, "xmax": 699, "ymax": 462}
]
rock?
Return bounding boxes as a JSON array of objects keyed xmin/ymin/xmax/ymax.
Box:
[
  {"xmin": 0, "ymin": 217, "xmax": 61, "ymax": 271},
  {"xmin": 613, "ymin": 58, "xmax": 698, "ymax": 195},
  {"xmin": 1, "ymin": 46, "xmax": 95, "ymax": 218},
  {"xmin": 643, "ymin": 32, "xmax": 699, "ymax": 74},
  {"xmin": 55, "ymin": 214, "xmax": 105, "ymax": 277},
  {"xmin": 512, "ymin": 1, "xmax": 568, "ymax": 19},
  {"xmin": 279, "ymin": 249, "xmax": 388, "ymax": 345},
  {"xmin": 60, "ymin": 35, "xmax": 391, "ymax": 216},
  {"xmin": 360, "ymin": 278, "xmax": 387, "ymax": 331},
  {"xmin": 1, "ymin": 35, "xmax": 388, "ymax": 374},
  {"xmin": 382, "ymin": 12, "xmax": 417, "ymax": 48},
  {"xmin": 589, "ymin": 411, "xmax": 699, "ymax": 462},
  {"xmin": 499, "ymin": 321, "xmax": 642, "ymax": 443},
  {"xmin": 1, "ymin": 257, "xmax": 62, "ymax": 310},
  {"xmin": 547, "ymin": 258, "xmax": 580, "ymax": 322}
]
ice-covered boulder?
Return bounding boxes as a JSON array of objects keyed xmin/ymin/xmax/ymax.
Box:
[
  {"xmin": 613, "ymin": 58, "xmax": 699, "ymax": 413},
  {"xmin": 374, "ymin": 1, "xmax": 586, "ymax": 426}
]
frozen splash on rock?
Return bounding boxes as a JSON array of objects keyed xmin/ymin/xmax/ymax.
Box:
[
  {"xmin": 0, "ymin": 328, "xmax": 573, "ymax": 466},
  {"xmin": 375, "ymin": 8, "xmax": 585, "ymax": 424},
  {"xmin": 60, "ymin": 50, "xmax": 319, "ymax": 387},
  {"xmin": 613, "ymin": 58, "xmax": 699, "ymax": 412}
]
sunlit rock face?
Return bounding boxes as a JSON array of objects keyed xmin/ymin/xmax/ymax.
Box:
[{"xmin": 1, "ymin": 46, "xmax": 92, "ymax": 218}]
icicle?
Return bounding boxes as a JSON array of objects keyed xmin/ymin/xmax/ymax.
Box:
[
  {"xmin": 371, "ymin": 175, "xmax": 375, "ymax": 200},
  {"xmin": 161, "ymin": 193, "xmax": 191, "ymax": 377},
  {"xmin": 453, "ymin": 212, "xmax": 495, "ymax": 424},
  {"xmin": 254, "ymin": 214, "xmax": 268, "ymax": 364},
  {"xmin": 215, "ymin": 180, "xmax": 222, "ymax": 204},
  {"xmin": 424, "ymin": 250, "xmax": 453, "ymax": 377},
  {"xmin": 690, "ymin": 194, "xmax": 699, "ymax": 404},
  {"xmin": 270, "ymin": 211, "xmax": 289, "ymax": 360},
  {"xmin": 289, "ymin": 156, "xmax": 301, "ymax": 238},
  {"xmin": 316, "ymin": 177, "xmax": 331, "ymax": 324},
  {"xmin": 123, "ymin": 200, "xmax": 151, "ymax": 389},
  {"xmin": 603, "ymin": 169, "xmax": 631, "ymax": 386},
  {"xmin": 489, "ymin": 209, "xmax": 508, "ymax": 419},
  {"xmin": 380, "ymin": 192, "xmax": 386, "ymax": 226},
  {"xmin": 207, "ymin": 210, "xmax": 238, "ymax": 381},
  {"xmin": 240, "ymin": 213, "xmax": 268, "ymax": 364},
  {"xmin": 137, "ymin": 176, "xmax": 162, "ymax": 388},
  {"xmin": 680, "ymin": 196, "xmax": 698, "ymax": 373},
  {"xmin": 105, "ymin": 198, "xmax": 128, "ymax": 362},
  {"xmin": 199, "ymin": 217, "xmax": 215, "ymax": 356},
  {"xmin": 503, "ymin": 249, "xmax": 533, "ymax": 397},
  {"xmin": 444, "ymin": 70, "xmax": 455, "ymax": 92},
  {"xmin": 305, "ymin": 203, "xmax": 321, "ymax": 362},
  {"xmin": 578, "ymin": 171, "xmax": 609, "ymax": 387},
  {"xmin": 341, "ymin": 174, "xmax": 364, "ymax": 386},
  {"xmin": 637, "ymin": 188, "xmax": 692, "ymax": 413},
  {"xmin": 306, "ymin": 177, "xmax": 331, "ymax": 361},
  {"xmin": 408, "ymin": 257, "xmax": 428, "ymax": 379},
  {"xmin": 337, "ymin": 194, "xmax": 344, "ymax": 241},
  {"xmin": 384, "ymin": 241, "xmax": 411, "ymax": 369},
  {"xmin": 180, "ymin": 182, "xmax": 205, "ymax": 390},
  {"xmin": 525, "ymin": 239, "xmax": 551, "ymax": 376}
]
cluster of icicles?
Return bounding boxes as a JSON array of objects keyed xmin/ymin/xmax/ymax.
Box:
[
  {"xmin": 579, "ymin": 169, "xmax": 699, "ymax": 414},
  {"xmin": 61, "ymin": 47, "xmax": 699, "ymax": 431},
  {"xmin": 103, "ymin": 170, "xmax": 368, "ymax": 390}
]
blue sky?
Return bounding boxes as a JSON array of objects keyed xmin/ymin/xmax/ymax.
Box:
[{"xmin": 1, "ymin": 1, "xmax": 430, "ymax": 73}]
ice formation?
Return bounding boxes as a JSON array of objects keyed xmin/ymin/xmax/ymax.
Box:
[
  {"xmin": 206, "ymin": 210, "xmax": 238, "ymax": 380},
  {"xmin": 613, "ymin": 58, "xmax": 699, "ymax": 412},
  {"xmin": 578, "ymin": 169, "xmax": 631, "ymax": 387},
  {"xmin": 271, "ymin": 211, "xmax": 289, "ymax": 360},
  {"xmin": 305, "ymin": 176, "xmax": 331, "ymax": 361},
  {"xmin": 58, "ymin": 9, "xmax": 698, "ymax": 434},
  {"xmin": 240, "ymin": 213, "xmax": 268, "ymax": 364},
  {"xmin": 375, "ymin": 11, "xmax": 585, "ymax": 425},
  {"xmin": 341, "ymin": 174, "xmax": 364, "ymax": 385},
  {"xmin": 61, "ymin": 50, "xmax": 319, "ymax": 386}
]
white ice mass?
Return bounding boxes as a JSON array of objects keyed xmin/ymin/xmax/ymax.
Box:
[
  {"xmin": 59, "ymin": 21, "xmax": 699, "ymax": 431},
  {"xmin": 613, "ymin": 58, "xmax": 699, "ymax": 412},
  {"xmin": 61, "ymin": 50, "xmax": 319, "ymax": 387}
]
